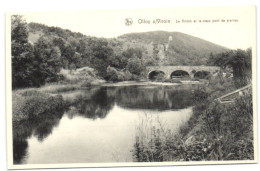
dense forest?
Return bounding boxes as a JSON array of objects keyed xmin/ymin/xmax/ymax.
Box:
[{"xmin": 11, "ymin": 15, "xmax": 251, "ymax": 89}]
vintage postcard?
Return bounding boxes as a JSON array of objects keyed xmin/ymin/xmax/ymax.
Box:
[{"xmin": 6, "ymin": 6, "xmax": 257, "ymax": 169}]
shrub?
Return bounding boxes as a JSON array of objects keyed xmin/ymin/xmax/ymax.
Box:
[
  {"xmin": 106, "ymin": 66, "xmax": 121, "ymax": 82},
  {"xmin": 59, "ymin": 67, "xmax": 104, "ymax": 85},
  {"xmin": 106, "ymin": 66, "xmax": 135, "ymax": 82}
]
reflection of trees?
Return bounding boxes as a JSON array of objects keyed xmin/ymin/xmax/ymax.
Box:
[
  {"xmin": 69, "ymin": 87, "xmax": 115, "ymax": 120},
  {"xmin": 13, "ymin": 108, "xmax": 65, "ymax": 164},
  {"xmin": 68, "ymin": 85, "xmax": 195, "ymax": 120},
  {"xmin": 113, "ymin": 86, "xmax": 194, "ymax": 110},
  {"xmin": 13, "ymin": 139, "xmax": 28, "ymax": 164}
]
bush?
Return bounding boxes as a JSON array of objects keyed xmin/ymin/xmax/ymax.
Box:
[
  {"xmin": 106, "ymin": 66, "xmax": 121, "ymax": 82},
  {"xmin": 59, "ymin": 67, "xmax": 104, "ymax": 85},
  {"xmin": 106, "ymin": 66, "xmax": 135, "ymax": 82}
]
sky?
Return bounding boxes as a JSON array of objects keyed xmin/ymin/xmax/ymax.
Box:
[{"xmin": 20, "ymin": 6, "xmax": 256, "ymax": 50}]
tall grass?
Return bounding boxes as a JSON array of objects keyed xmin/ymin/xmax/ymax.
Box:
[
  {"xmin": 133, "ymin": 114, "xmax": 179, "ymax": 162},
  {"xmin": 132, "ymin": 88, "xmax": 254, "ymax": 161}
]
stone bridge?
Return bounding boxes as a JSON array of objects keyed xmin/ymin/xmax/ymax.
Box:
[{"xmin": 146, "ymin": 65, "xmax": 220, "ymax": 80}]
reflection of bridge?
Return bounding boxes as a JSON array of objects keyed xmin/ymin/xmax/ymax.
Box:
[{"xmin": 146, "ymin": 66, "xmax": 220, "ymax": 80}]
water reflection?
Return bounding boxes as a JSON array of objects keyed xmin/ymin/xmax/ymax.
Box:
[
  {"xmin": 13, "ymin": 108, "xmax": 65, "ymax": 164},
  {"xmin": 66, "ymin": 85, "xmax": 196, "ymax": 119},
  {"xmin": 71, "ymin": 87, "xmax": 115, "ymax": 119},
  {"xmin": 114, "ymin": 86, "xmax": 194, "ymax": 110},
  {"xmin": 13, "ymin": 84, "xmax": 198, "ymax": 164}
]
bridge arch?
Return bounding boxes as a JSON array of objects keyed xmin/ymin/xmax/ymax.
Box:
[
  {"xmin": 148, "ymin": 70, "xmax": 166, "ymax": 80},
  {"xmin": 170, "ymin": 70, "xmax": 190, "ymax": 79},
  {"xmin": 194, "ymin": 70, "xmax": 211, "ymax": 79}
]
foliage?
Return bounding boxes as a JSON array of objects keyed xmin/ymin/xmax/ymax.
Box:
[
  {"xmin": 12, "ymin": 16, "xmax": 63, "ymax": 88},
  {"xmin": 89, "ymin": 39, "xmax": 114, "ymax": 78},
  {"xmin": 208, "ymin": 48, "xmax": 252, "ymax": 87},
  {"xmin": 200, "ymin": 91, "xmax": 253, "ymax": 160},
  {"xmin": 59, "ymin": 67, "xmax": 105, "ymax": 86},
  {"xmin": 132, "ymin": 115, "xmax": 175, "ymax": 162},
  {"xmin": 122, "ymin": 48, "xmax": 143, "ymax": 59},
  {"xmin": 28, "ymin": 22, "xmax": 84, "ymax": 39},
  {"xmin": 153, "ymin": 72, "xmax": 166, "ymax": 81},
  {"xmin": 126, "ymin": 57, "xmax": 144, "ymax": 76},
  {"xmin": 133, "ymin": 75, "xmax": 253, "ymax": 161},
  {"xmin": 106, "ymin": 66, "xmax": 133, "ymax": 82},
  {"xmin": 33, "ymin": 36, "xmax": 63, "ymax": 85},
  {"xmin": 108, "ymin": 55, "xmax": 128, "ymax": 69},
  {"xmin": 12, "ymin": 90, "xmax": 65, "ymax": 122},
  {"xmin": 106, "ymin": 66, "xmax": 121, "ymax": 82},
  {"xmin": 119, "ymin": 31, "xmax": 228, "ymax": 66},
  {"xmin": 12, "ymin": 16, "xmax": 251, "ymax": 90},
  {"xmin": 11, "ymin": 15, "xmax": 37, "ymax": 88}
]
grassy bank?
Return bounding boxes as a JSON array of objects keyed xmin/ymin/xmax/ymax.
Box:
[
  {"xmin": 12, "ymin": 90, "xmax": 66, "ymax": 122},
  {"xmin": 132, "ymin": 77, "xmax": 254, "ymax": 161},
  {"xmin": 12, "ymin": 66, "xmax": 107, "ymax": 122}
]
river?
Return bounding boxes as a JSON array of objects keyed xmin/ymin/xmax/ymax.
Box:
[{"xmin": 13, "ymin": 83, "xmax": 201, "ymax": 164}]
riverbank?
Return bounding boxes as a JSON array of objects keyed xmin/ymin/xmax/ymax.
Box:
[
  {"xmin": 132, "ymin": 77, "xmax": 254, "ymax": 161},
  {"xmin": 12, "ymin": 82, "xmax": 95, "ymax": 122}
]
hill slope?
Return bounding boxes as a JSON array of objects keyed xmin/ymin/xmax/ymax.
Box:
[
  {"xmin": 118, "ymin": 31, "xmax": 229, "ymax": 65},
  {"xmin": 27, "ymin": 23, "xmax": 229, "ymax": 66}
]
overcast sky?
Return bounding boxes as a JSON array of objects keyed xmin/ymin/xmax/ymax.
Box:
[{"xmin": 20, "ymin": 6, "xmax": 255, "ymax": 50}]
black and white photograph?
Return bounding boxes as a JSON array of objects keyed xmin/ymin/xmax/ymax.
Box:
[{"xmin": 5, "ymin": 5, "xmax": 257, "ymax": 170}]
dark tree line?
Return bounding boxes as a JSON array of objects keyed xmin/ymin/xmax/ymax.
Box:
[{"xmin": 11, "ymin": 15, "xmax": 145, "ymax": 89}]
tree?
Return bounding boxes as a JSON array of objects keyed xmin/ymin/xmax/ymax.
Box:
[
  {"xmin": 11, "ymin": 15, "xmax": 36, "ymax": 88},
  {"xmin": 108, "ymin": 55, "xmax": 128, "ymax": 69},
  {"xmin": 122, "ymin": 48, "xmax": 143, "ymax": 59},
  {"xmin": 72, "ymin": 52, "xmax": 82, "ymax": 68},
  {"xmin": 230, "ymin": 49, "xmax": 252, "ymax": 86},
  {"xmin": 89, "ymin": 39, "xmax": 114, "ymax": 78},
  {"xmin": 33, "ymin": 36, "xmax": 62, "ymax": 85},
  {"xmin": 126, "ymin": 57, "xmax": 144, "ymax": 76},
  {"xmin": 62, "ymin": 44, "xmax": 76, "ymax": 69},
  {"xmin": 208, "ymin": 48, "xmax": 252, "ymax": 87}
]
